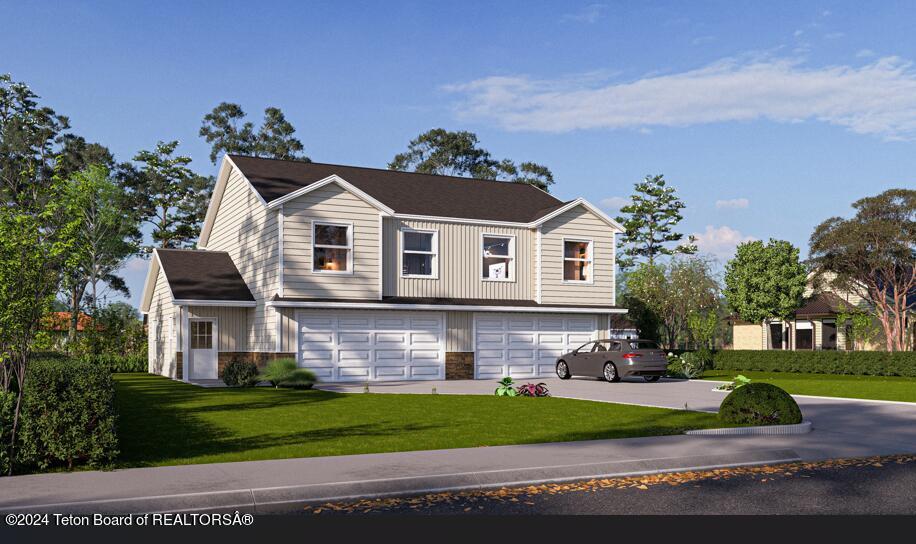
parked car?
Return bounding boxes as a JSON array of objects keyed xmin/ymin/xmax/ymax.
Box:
[{"xmin": 555, "ymin": 339, "xmax": 668, "ymax": 382}]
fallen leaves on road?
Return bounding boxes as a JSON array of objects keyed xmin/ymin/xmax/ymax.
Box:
[{"xmin": 303, "ymin": 454, "xmax": 916, "ymax": 514}]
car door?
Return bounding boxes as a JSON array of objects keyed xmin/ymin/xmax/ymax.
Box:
[
  {"xmin": 586, "ymin": 341, "xmax": 610, "ymax": 376},
  {"xmin": 567, "ymin": 342, "xmax": 595, "ymax": 375}
]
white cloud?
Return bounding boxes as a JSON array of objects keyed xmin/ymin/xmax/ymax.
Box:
[
  {"xmin": 692, "ymin": 225, "xmax": 755, "ymax": 260},
  {"xmin": 561, "ymin": 4, "xmax": 607, "ymax": 24},
  {"xmin": 446, "ymin": 55, "xmax": 916, "ymax": 140},
  {"xmin": 715, "ymin": 198, "xmax": 750, "ymax": 209},
  {"xmin": 600, "ymin": 196, "xmax": 630, "ymax": 210}
]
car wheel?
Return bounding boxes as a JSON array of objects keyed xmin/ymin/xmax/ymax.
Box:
[
  {"xmin": 643, "ymin": 375, "xmax": 660, "ymax": 383},
  {"xmin": 603, "ymin": 362, "xmax": 620, "ymax": 383},
  {"xmin": 556, "ymin": 360, "xmax": 571, "ymax": 380}
]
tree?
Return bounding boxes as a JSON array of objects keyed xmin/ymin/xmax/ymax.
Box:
[
  {"xmin": 724, "ymin": 239, "xmax": 808, "ymax": 325},
  {"xmin": 809, "ymin": 189, "xmax": 916, "ymax": 352},
  {"xmin": 60, "ymin": 165, "xmax": 140, "ymax": 345},
  {"xmin": 199, "ymin": 102, "xmax": 307, "ymax": 164},
  {"xmin": 615, "ymin": 175, "xmax": 696, "ymax": 269},
  {"xmin": 687, "ymin": 310, "xmax": 719, "ymax": 350},
  {"xmin": 0, "ymin": 74, "xmax": 69, "ymax": 209},
  {"xmin": 389, "ymin": 128, "xmax": 555, "ymax": 192},
  {"xmin": 624, "ymin": 257, "xmax": 719, "ymax": 349},
  {"xmin": 127, "ymin": 141, "xmax": 213, "ymax": 249}
]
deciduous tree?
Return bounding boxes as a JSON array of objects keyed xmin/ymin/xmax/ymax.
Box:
[
  {"xmin": 199, "ymin": 102, "xmax": 307, "ymax": 164},
  {"xmin": 724, "ymin": 239, "xmax": 808, "ymax": 325}
]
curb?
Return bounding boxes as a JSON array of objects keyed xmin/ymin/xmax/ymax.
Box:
[
  {"xmin": 0, "ymin": 449, "xmax": 801, "ymax": 515},
  {"xmin": 685, "ymin": 420, "xmax": 813, "ymax": 436}
]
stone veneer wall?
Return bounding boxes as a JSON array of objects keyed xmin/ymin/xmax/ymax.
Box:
[{"xmin": 445, "ymin": 352, "xmax": 474, "ymax": 380}]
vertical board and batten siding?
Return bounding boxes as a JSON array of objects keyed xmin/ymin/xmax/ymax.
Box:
[
  {"xmin": 282, "ymin": 183, "xmax": 380, "ymax": 300},
  {"xmin": 147, "ymin": 267, "xmax": 177, "ymax": 377},
  {"xmin": 382, "ymin": 218, "xmax": 532, "ymax": 300},
  {"xmin": 539, "ymin": 206, "xmax": 616, "ymax": 307},
  {"xmin": 205, "ymin": 167, "xmax": 279, "ymax": 351},
  {"xmin": 446, "ymin": 311, "xmax": 474, "ymax": 352},
  {"xmin": 187, "ymin": 306, "xmax": 248, "ymax": 351}
]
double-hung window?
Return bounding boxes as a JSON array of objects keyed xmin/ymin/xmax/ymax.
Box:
[
  {"xmin": 563, "ymin": 239, "xmax": 593, "ymax": 282},
  {"xmin": 482, "ymin": 234, "xmax": 515, "ymax": 281},
  {"xmin": 312, "ymin": 221, "xmax": 352, "ymax": 274},
  {"xmin": 401, "ymin": 228, "xmax": 438, "ymax": 278}
]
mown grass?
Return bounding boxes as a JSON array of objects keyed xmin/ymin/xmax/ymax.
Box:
[
  {"xmin": 703, "ymin": 370, "xmax": 916, "ymax": 403},
  {"xmin": 114, "ymin": 374, "xmax": 723, "ymax": 467}
]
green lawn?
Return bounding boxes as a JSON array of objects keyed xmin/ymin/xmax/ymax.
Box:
[
  {"xmin": 114, "ymin": 374, "xmax": 723, "ymax": 468},
  {"xmin": 703, "ymin": 371, "xmax": 916, "ymax": 403}
]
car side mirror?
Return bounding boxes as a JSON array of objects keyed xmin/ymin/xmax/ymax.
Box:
[{"xmin": 572, "ymin": 348, "xmax": 579, "ymax": 355}]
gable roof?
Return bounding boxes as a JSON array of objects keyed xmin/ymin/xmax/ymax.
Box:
[
  {"xmin": 139, "ymin": 249, "xmax": 255, "ymax": 312},
  {"xmin": 227, "ymin": 154, "xmax": 567, "ymax": 223},
  {"xmin": 793, "ymin": 292, "xmax": 848, "ymax": 317}
]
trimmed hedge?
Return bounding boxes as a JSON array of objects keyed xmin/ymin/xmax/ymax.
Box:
[
  {"xmin": 82, "ymin": 353, "xmax": 147, "ymax": 373},
  {"xmin": 15, "ymin": 358, "xmax": 119, "ymax": 471},
  {"xmin": 719, "ymin": 383, "xmax": 803, "ymax": 426},
  {"xmin": 713, "ymin": 350, "xmax": 916, "ymax": 377}
]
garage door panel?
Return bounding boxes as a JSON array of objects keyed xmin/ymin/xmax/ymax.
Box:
[
  {"xmin": 475, "ymin": 313, "xmax": 598, "ymax": 379},
  {"xmin": 298, "ymin": 311, "xmax": 444, "ymax": 381}
]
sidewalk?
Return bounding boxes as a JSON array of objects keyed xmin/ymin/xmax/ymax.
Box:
[{"xmin": 1, "ymin": 377, "xmax": 914, "ymax": 514}]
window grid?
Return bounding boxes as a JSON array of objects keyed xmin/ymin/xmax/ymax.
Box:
[
  {"xmin": 312, "ymin": 222, "xmax": 353, "ymax": 274},
  {"xmin": 563, "ymin": 239, "xmax": 593, "ymax": 282},
  {"xmin": 481, "ymin": 234, "xmax": 515, "ymax": 282}
]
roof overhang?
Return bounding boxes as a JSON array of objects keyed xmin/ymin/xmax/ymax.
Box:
[
  {"xmin": 266, "ymin": 299, "xmax": 626, "ymax": 314},
  {"xmin": 391, "ymin": 198, "xmax": 624, "ymax": 231},
  {"xmin": 530, "ymin": 198, "xmax": 625, "ymax": 232},
  {"xmin": 172, "ymin": 299, "xmax": 258, "ymax": 307},
  {"xmin": 139, "ymin": 250, "xmax": 163, "ymax": 314},
  {"xmin": 264, "ymin": 174, "xmax": 395, "ymax": 215}
]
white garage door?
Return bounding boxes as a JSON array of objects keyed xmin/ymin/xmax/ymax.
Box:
[
  {"xmin": 474, "ymin": 314, "xmax": 598, "ymax": 379},
  {"xmin": 297, "ymin": 311, "xmax": 445, "ymax": 381}
]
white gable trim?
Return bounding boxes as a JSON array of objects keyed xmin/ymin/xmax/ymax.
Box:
[
  {"xmin": 198, "ymin": 155, "xmax": 267, "ymax": 249},
  {"xmin": 139, "ymin": 249, "xmax": 177, "ymax": 313},
  {"xmin": 264, "ymin": 174, "xmax": 395, "ymax": 215},
  {"xmin": 531, "ymin": 198, "xmax": 625, "ymax": 232}
]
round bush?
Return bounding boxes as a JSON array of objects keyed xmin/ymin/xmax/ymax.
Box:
[
  {"xmin": 718, "ymin": 383, "xmax": 802, "ymax": 426},
  {"xmin": 221, "ymin": 359, "xmax": 260, "ymax": 387}
]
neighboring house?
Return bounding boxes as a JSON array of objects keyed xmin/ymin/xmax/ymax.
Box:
[
  {"xmin": 41, "ymin": 312, "xmax": 94, "ymax": 349},
  {"xmin": 730, "ymin": 280, "xmax": 914, "ymax": 351},
  {"xmin": 140, "ymin": 155, "xmax": 627, "ymax": 382}
]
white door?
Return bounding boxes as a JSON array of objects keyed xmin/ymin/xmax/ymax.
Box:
[
  {"xmin": 189, "ymin": 318, "xmax": 218, "ymax": 380},
  {"xmin": 297, "ymin": 311, "xmax": 445, "ymax": 381},
  {"xmin": 474, "ymin": 314, "xmax": 598, "ymax": 379}
]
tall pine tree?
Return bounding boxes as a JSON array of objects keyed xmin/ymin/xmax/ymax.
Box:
[{"xmin": 615, "ymin": 174, "xmax": 696, "ymax": 268}]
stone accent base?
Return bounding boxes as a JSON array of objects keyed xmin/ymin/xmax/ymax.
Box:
[
  {"xmin": 176, "ymin": 352, "xmax": 183, "ymax": 380},
  {"xmin": 445, "ymin": 352, "xmax": 474, "ymax": 380}
]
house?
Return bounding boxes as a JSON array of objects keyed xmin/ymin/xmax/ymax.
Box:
[
  {"xmin": 140, "ymin": 155, "xmax": 628, "ymax": 382},
  {"xmin": 730, "ymin": 279, "xmax": 914, "ymax": 351},
  {"xmin": 41, "ymin": 312, "xmax": 95, "ymax": 349}
]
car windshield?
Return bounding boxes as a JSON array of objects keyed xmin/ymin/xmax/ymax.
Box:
[{"xmin": 627, "ymin": 340, "xmax": 659, "ymax": 350}]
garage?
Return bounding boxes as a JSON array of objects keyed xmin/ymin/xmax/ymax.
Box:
[
  {"xmin": 297, "ymin": 311, "xmax": 445, "ymax": 381},
  {"xmin": 474, "ymin": 314, "xmax": 598, "ymax": 379}
]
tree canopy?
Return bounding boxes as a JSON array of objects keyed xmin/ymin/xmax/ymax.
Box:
[
  {"xmin": 724, "ymin": 239, "xmax": 807, "ymax": 324},
  {"xmin": 199, "ymin": 102, "xmax": 308, "ymax": 164},
  {"xmin": 615, "ymin": 175, "xmax": 696, "ymax": 268},
  {"xmin": 809, "ymin": 188, "xmax": 916, "ymax": 351},
  {"xmin": 389, "ymin": 128, "xmax": 555, "ymax": 192}
]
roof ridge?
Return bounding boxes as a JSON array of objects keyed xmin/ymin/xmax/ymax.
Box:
[{"xmin": 227, "ymin": 153, "xmax": 563, "ymax": 197}]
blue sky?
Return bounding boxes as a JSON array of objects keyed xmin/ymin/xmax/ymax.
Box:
[{"xmin": 3, "ymin": 1, "xmax": 916, "ymax": 308}]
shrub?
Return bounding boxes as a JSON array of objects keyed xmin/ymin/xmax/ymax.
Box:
[
  {"xmin": 221, "ymin": 358, "xmax": 260, "ymax": 387},
  {"xmin": 667, "ymin": 352, "xmax": 705, "ymax": 379},
  {"xmin": 516, "ymin": 383, "xmax": 550, "ymax": 397},
  {"xmin": 81, "ymin": 353, "xmax": 147, "ymax": 373},
  {"xmin": 16, "ymin": 358, "xmax": 119, "ymax": 471},
  {"xmin": 695, "ymin": 347, "xmax": 714, "ymax": 368},
  {"xmin": 718, "ymin": 382, "xmax": 802, "ymax": 426},
  {"xmin": 495, "ymin": 377, "xmax": 517, "ymax": 396},
  {"xmin": 713, "ymin": 350, "xmax": 916, "ymax": 377},
  {"xmin": 259, "ymin": 358, "xmax": 316, "ymax": 389}
]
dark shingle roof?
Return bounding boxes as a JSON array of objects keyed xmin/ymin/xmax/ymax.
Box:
[
  {"xmin": 793, "ymin": 292, "xmax": 847, "ymax": 317},
  {"xmin": 228, "ymin": 155, "xmax": 567, "ymax": 223},
  {"xmin": 157, "ymin": 249, "xmax": 254, "ymax": 302}
]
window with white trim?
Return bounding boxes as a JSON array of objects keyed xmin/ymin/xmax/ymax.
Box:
[
  {"xmin": 482, "ymin": 235, "xmax": 514, "ymax": 281},
  {"xmin": 563, "ymin": 239, "xmax": 593, "ymax": 282},
  {"xmin": 312, "ymin": 222, "xmax": 352, "ymax": 273},
  {"xmin": 401, "ymin": 228, "xmax": 438, "ymax": 278}
]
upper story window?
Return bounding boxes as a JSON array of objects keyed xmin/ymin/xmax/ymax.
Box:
[
  {"xmin": 482, "ymin": 234, "xmax": 515, "ymax": 281},
  {"xmin": 312, "ymin": 221, "xmax": 352, "ymax": 274},
  {"xmin": 563, "ymin": 239, "xmax": 593, "ymax": 282},
  {"xmin": 401, "ymin": 228, "xmax": 438, "ymax": 278}
]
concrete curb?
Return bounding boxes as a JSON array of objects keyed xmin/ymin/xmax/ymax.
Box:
[
  {"xmin": 686, "ymin": 421, "xmax": 813, "ymax": 436},
  {"xmin": 0, "ymin": 449, "xmax": 801, "ymax": 515}
]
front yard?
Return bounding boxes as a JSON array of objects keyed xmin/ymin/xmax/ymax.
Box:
[
  {"xmin": 114, "ymin": 374, "xmax": 723, "ymax": 468},
  {"xmin": 702, "ymin": 371, "xmax": 916, "ymax": 403}
]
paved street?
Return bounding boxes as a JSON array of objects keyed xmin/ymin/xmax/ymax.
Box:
[{"xmin": 309, "ymin": 454, "xmax": 916, "ymax": 515}]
